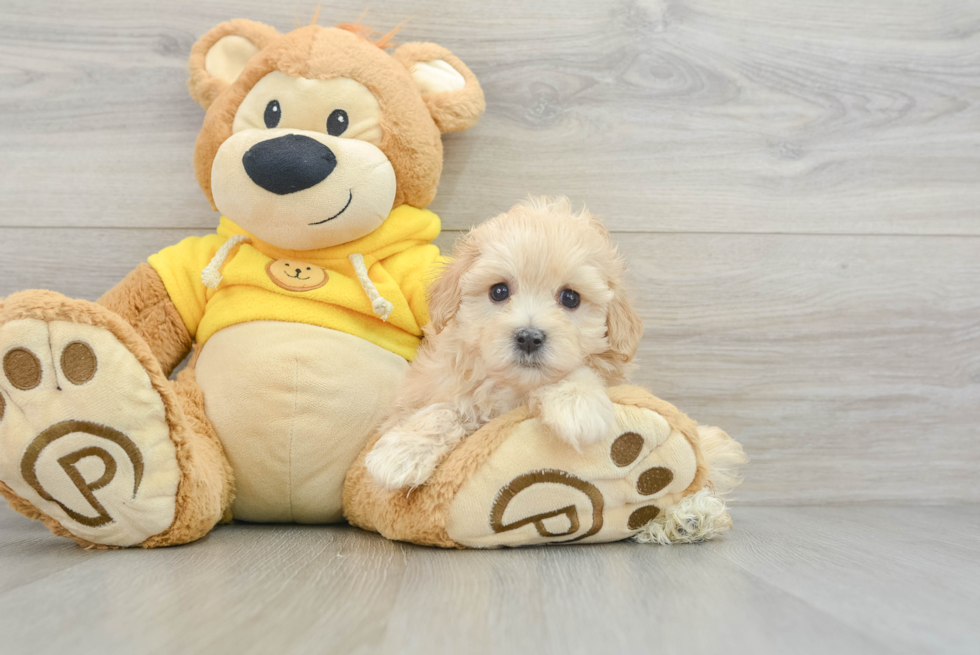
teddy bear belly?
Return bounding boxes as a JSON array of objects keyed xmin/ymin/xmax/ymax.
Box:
[{"xmin": 194, "ymin": 320, "xmax": 409, "ymax": 523}]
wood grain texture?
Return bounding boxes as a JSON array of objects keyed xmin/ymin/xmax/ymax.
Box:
[
  {"xmin": 2, "ymin": 4, "xmax": 978, "ymax": 653},
  {"xmin": 2, "ymin": 228, "xmax": 978, "ymax": 504},
  {"xmin": 0, "ymin": 0, "xmax": 978, "ymax": 232},
  {"xmin": 0, "ymin": 503, "xmax": 978, "ymax": 655},
  {"xmin": 1, "ymin": 1, "xmax": 979, "ymax": 504}
]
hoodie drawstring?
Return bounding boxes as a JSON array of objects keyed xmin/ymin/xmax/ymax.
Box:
[
  {"xmin": 349, "ymin": 253, "xmax": 393, "ymax": 321},
  {"xmin": 201, "ymin": 235, "xmax": 251, "ymax": 289},
  {"xmin": 201, "ymin": 237, "xmax": 393, "ymax": 322}
]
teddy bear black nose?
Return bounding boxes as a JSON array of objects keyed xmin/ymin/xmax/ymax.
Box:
[{"xmin": 242, "ymin": 134, "xmax": 337, "ymax": 195}]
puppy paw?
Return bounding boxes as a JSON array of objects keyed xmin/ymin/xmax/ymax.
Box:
[
  {"xmin": 533, "ymin": 369, "xmax": 617, "ymax": 450},
  {"xmin": 365, "ymin": 430, "xmax": 443, "ymax": 491}
]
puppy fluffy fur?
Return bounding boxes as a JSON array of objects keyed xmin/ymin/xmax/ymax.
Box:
[{"xmin": 366, "ymin": 196, "xmax": 643, "ymax": 491}]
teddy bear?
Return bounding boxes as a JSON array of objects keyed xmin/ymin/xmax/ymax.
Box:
[
  {"xmin": 0, "ymin": 18, "xmax": 486, "ymax": 548},
  {"xmin": 0, "ymin": 17, "xmax": 744, "ymax": 550}
]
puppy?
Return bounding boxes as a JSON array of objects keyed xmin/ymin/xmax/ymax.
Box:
[{"xmin": 365, "ymin": 196, "xmax": 643, "ymax": 491}]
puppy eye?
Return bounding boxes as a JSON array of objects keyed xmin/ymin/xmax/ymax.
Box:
[
  {"xmin": 559, "ymin": 288, "xmax": 581, "ymax": 309},
  {"xmin": 327, "ymin": 109, "xmax": 349, "ymax": 136},
  {"xmin": 489, "ymin": 283, "xmax": 510, "ymax": 303},
  {"xmin": 264, "ymin": 100, "xmax": 281, "ymax": 128}
]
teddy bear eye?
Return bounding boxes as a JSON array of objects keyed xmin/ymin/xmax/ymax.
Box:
[
  {"xmin": 327, "ymin": 109, "xmax": 348, "ymax": 137},
  {"xmin": 264, "ymin": 100, "xmax": 281, "ymax": 128}
]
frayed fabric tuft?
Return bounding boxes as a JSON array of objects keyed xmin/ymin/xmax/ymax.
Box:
[
  {"xmin": 633, "ymin": 423, "xmax": 746, "ymax": 545},
  {"xmin": 632, "ymin": 488, "xmax": 733, "ymax": 545}
]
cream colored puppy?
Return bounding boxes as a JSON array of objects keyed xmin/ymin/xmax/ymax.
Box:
[{"xmin": 366, "ymin": 197, "xmax": 643, "ymax": 491}]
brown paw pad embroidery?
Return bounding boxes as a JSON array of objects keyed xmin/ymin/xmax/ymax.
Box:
[
  {"xmin": 484, "ymin": 426, "xmax": 677, "ymax": 544},
  {"xmin": 60, "ymin": 341, "xmax": 97, "ymax": 385},
  {"xmin": 610, "ymin": 430, "xmax": 673, "ymax": 530},
  {"xmin": 3, "ymin": 340, "xmax": 141, "ymax": 527},
  {"xmin": 3, "ymin": 347, "xmax": 42, "ymax": 390},
  {"xmin": 21, "ymin": 420, "xmax": 144, "ymax": 528},
  {"xmin": 627, "ymin": 505, "xmax": 661, "ymax": 530}
]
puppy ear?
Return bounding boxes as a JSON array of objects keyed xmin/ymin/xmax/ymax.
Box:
[
  {"xmin": 426, "ymin": 234, "xmax": 480, "ymax": 334},
  {"xmin": 580, "ymin": 209, "xmax": 642, "ymax": 361},
  {"xmin": 187, "ymin": 19, "xmax": 281, "ymax": 109},
  {"xmin": 594, "ymin": 212, "xmax": 643, "ymax": 371},
  {"xmin": 605, "ymin": 277, "xmax": 644, "ymax": 366},
  {"xmin": 393, "ymin": 42, "xmax": 486, "ymax": 133}
]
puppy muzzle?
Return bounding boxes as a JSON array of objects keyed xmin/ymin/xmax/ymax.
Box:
[{"xmin": 514, "ymin": 328, "xmax": 546, "ymax": 355}]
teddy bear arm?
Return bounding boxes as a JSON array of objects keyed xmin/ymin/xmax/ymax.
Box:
[{"xmin": 98, "ymin": 263, "xmax": 192, "ymax": 376}]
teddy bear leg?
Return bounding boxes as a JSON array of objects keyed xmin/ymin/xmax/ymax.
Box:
[
  {"xmin": 344, "ymin": 386, "xmax": 746, "ymax": 548},
  {"xmin": 0, "ymin": 291, "xmax": 230, "ymax": 549}
]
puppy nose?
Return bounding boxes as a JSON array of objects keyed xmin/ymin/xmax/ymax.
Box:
[
  {"xmin": 243, "ymin": 134, "xmax": 337, "ymax": 195},
  {"xmin": 515, "ymin": 328, "xmax": 546, "ymax": 355}
]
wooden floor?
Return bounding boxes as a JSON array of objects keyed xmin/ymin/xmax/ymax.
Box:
[{"xmin": 1, "ymin": 503, "xmax": 977, "ymax": 654}]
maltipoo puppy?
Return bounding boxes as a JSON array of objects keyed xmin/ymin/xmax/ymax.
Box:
[{"xmin": 366, "ymin": 196, "xmax": 644, "ymax": 491}]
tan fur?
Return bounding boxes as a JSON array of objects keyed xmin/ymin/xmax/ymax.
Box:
[
  {"xmin": 392, "ymin": 42, "xmax": 486, "ymax": 133},
  {"xmin": 607, "ymin": 386, "xmax": 711, "ymax": 500},
  {"xmin": 0, "ymin": 291, "xmax": 232, "ymax": 548},
  {"xmin": 191, "ymin": 22, "xmax": 484, "ymax": 211},
  {"xmin": 140, "ymin": 363, "xmax": 234, "ymax": 548},
  {"xmin": 344, "ymin": 386, "xmax": 715, "ymax": 548},
  {"xmin": 187, "ymin": 19, "xmax": 281, "ymax": 110},
  {"xmin": 97, "ymin": 263, "xmax": 192, "ymax": 377},
  {"xmin": 1, "ymin": 18, "xmax": 486, "ymax": 548},
  {"xmin": 364, "ymin": 197, "xmax": 644, "ymax": 490},
  {"xmin": 697, "ymin": 424, "xmax": 748, "ymax": 496},
  {"xmin": 345, "ymin": 407, "xmax": 530, "ymax": 547}
]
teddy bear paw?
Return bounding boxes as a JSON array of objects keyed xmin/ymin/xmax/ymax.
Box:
[
  {"xmin": 0, "ymin": 311, "xmax": 180, "ymax": 547},
  {"xmin": 443, "ymin": 397, "xmax": 708, "ymax": 547}
]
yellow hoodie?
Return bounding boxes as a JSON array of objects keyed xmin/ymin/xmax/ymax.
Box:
[{"xmin": 148, "ymin": 205, "xmax": 441, "ymax": 360}]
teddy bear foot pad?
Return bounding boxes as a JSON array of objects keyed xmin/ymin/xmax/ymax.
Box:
[
  {"xmin": 446, "ymin": 401, "xmax": 701, "ymax": 547},
  {"xmin": 0, "ymin": 310, "xmax": 181, "ymax": 547},
  {"xmin": 344, "ymin": 386, "xmax": 721, "ymax": 548}
]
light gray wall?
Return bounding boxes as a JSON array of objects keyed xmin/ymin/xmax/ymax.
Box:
[{"xmin": 1, "ymin": 0, "xmax": 978, "ymax": 504}]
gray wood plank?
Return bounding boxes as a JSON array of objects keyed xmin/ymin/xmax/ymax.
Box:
[
  {"xmin": 0, "ymin": 509, "xmax": 105, "ymax": 596},
  {"xmin": 717, "ymin": 506, "xmax": 980, "ymax": 654},
  {"xmin": 0, "ymin": 0, "xmax": 978, "ymax": 233},
  {"xmin": 2, "ymin": 228, "xmax": 978, "ymax": 505},
  {"xmin": 0, "ymin": 503, "xmax": 977, "ymax": 654},
  {"xmin": 627, "ymin": 232, "xmax": 980, "ymax": 505}
]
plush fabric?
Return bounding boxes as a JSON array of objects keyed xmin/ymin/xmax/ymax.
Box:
[
  {"xmin": 187, "ymin": 19, "xmax": 281, "ymax": 110},
  {"xmin": 147, "ymin": 206, "xmax": 441, "ymax": 359},
  {"xmin": 343, "ymin": 387, "xmax": 715, "ymax": 548},
  {"xmin": 392, "ymin": 42, "xmax": 486, "ymax": 134},
  {"xmin": 192, "ymin": 24, "xmax": 483, "ymax": 212},
  {"xmin": 195, "ymin": 322, "xmax": 408, "ymax": 523},
  {"xmin": 0, "ymin": 18, "xmax": 492, "ymax": 549},
  {"xmin": 0, "ymin": 17, "xmax": 744, "ymax": 551},
  {"xmin": 97, "ymin": 263, "xmax": 193, "ymax": 377},
  {"xmin": 0, "ymin": 292, "xmax": 232, "ymax": 549}
]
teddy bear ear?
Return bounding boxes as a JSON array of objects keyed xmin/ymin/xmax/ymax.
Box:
[
  {"xmin": 187, "ymin": 19, "xmax": 281, "ymax": 109},
  {"xmin": 393, "ymin": 43, "xmax": 486, "ymax": 133}
]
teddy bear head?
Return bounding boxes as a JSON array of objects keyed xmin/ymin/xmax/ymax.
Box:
[{"xmin": 187, "ymin": 19, "xmax": 485, "ymax": 250}]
